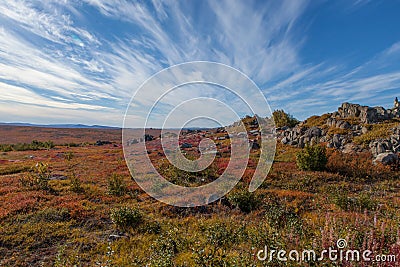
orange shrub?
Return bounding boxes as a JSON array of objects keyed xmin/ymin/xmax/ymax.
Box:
[{"xmin": 327, "ymin": 151, "xmax": 396, "ymax": 180}]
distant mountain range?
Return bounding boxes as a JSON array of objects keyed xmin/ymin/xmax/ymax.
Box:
[
  {"xmin": 0, "ymin": 123, "xmax": 214, "ymax": 130},
  {"xmin": 0, "ymin": 122, "xmax": 120, "ymax": 129}
]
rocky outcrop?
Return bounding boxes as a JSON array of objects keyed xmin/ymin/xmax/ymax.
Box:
[
  {"xmin": 280, "ymin": 126, "xmax": 326, "ymax": 148},
  {"xmin": 326, "ymin": 118, "xmax": 351, "ymax": 129},
  {"xmin": 338, "ymin": 102, "xmax": 400, "ymax": 123},
  {"xmin": 277, "ymin": 102, "xmax": 400, "ymax": 164},
  {"xmin": 369, "ymin": 126, "xmax": 400, "ymax": 157},
  {"xmin": 326, "ymin": 134, "xmax": 349, "ymax": 150}
]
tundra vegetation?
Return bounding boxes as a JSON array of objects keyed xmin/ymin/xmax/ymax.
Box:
[{"xmin": 0, "ymin": 106, "xmax": 399, "ymax": 266}]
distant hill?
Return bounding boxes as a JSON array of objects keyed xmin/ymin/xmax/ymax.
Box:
[{"xmin": 0, "ymin": 122, "xmax": 120, "ymax": 129}]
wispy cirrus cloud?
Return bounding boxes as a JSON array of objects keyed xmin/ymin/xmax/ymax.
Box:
[
  {"xmin": 267, "ymin": 44, "xmax": 400, "ymax": 116},
  {"xmin": 0, "ymin": 0, "xmax": 99, "ymax": 46},
  {"xmin": 0, "ymin": 0, "xmax": 399, "ymax": 126}
]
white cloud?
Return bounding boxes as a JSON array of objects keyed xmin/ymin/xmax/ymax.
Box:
[
  {"xmin": 83, "ymin": 0, "xmax": 309, "ymax": 82},
  {"xmin": 0, "ymin": 28, "xmax": 116, "ymax": 100},
  {"xmin": 1, "ymin": 0, "xmax": 398, "ymax": 126},
  {"xmin": 0, "ymin": 82, "xmax": 111, "ymax": 110},
  {"xmin": 0, "ymin": 0, "xmax": 100, "ymax": 46}
]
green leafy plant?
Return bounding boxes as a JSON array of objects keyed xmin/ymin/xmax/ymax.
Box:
[
  {"xmin": 296, "ymin": 145, "xmax": 327, "ymax": 171},
  {"xmin": 110, "ymin": 206, "xmax": 142, "ymax": 231}
]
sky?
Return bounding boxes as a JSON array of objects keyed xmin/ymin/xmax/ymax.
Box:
[{"xmin": 0, "ymin": 0, "xmax": 400, "ymax": 127}]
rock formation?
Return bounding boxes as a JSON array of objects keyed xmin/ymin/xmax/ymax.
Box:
[
  {"xmin": 337, "ymin": 102, "xmax": 399, "ymax": 124},
  {"xmin": 277, "ymin": 101, "xmax": 400, "ymax": 165}
]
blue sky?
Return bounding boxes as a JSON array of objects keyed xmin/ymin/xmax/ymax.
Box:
[{"xmin": 0, "ymin": 0, "xmax": 400, "ymax": 127}]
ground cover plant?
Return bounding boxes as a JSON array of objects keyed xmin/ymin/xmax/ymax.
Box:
[{"xmin": 0, "ymin": 125, "xmax": 398, "ymax": 266}]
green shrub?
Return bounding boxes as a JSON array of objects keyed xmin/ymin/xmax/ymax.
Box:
[
  {"xmin": 273, "ymin": 109, "xmax": 299, "ymax": 128},
  {"xmin": 205, "ymin": 222, "xmax": 234, "ymax": 247},
  {"xmin": 139, "ymin": 220, "xmax": 161, "ymax": 234},
  {"xmin": 19, "ymin": 162, "xmax": 51, "ymax": 190},
  {"xmin": 110, "ymin": 206, "xmax": 142, "ymax": 230},
  {"xmin": 193, "ymin": 246, "xmax": 229, "ymax": 267},
  {"xmin": 296, "ymin": 145, "xmax": 327, "ymax": 171},
  {"xmin": 0, "ymin": 140, "xmax": 54, "ymax": 152},
  {"xmin": 32, "ymin": 208, "xmax": 71, "ymax": 223},
  {"xmin": 227, "ymin": 188, "xmax": 262, "ymax": 213},
  {"xmin": 265, "ymin": 203, "xmax": 301, "ymax": 231},
  {"xmin": 332, "ymin": 191, "xmax": 377, "ymax": 212},
  {"xmin": 107, "ymin": 174, "xmax": 127, "ymax": 196},
  {"xmin": 69, "ymin": 173, "xmax": 84, "ymax": 193},
  {"xmin": 0, "ymin": 144, "xmax": 12, "ymax": 152},
  {"xmin": 149, "ymin": 230, "xmax": 179, "ymax": 266},
  {"xmin": 262, "ymin": 194, "xmax": 302, "ymax": 232},
  {"xmin": 64, "ymin": 152, "xmax": 74, "ymax": 161}
]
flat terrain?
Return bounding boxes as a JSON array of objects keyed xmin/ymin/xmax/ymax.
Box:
[
  {"xmin": 0, "ymin": 125, "xmax": 399, "ymax": 266},
  {"xmin": 0, "ymin": 126, "xmax": 122, "ymax": 144}
]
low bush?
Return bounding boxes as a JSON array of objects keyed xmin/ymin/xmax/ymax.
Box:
[
  {"xmin": 31, "ymin": 208, "xmax": 71, "ymax": 223},
  {"xmin": 227, "ymin": 187, "xmax": 262, "ymax": 213},
  {"xmin": 204, "ymin": 222, "xmax": 234, "ymax": 247},
  {"xmin": 332, "ymin": 191, "xmax": 377, "ymax": 212},
  {"xmin": 64, "ymin": 152, "xmax": 74, "ymax": 161},
  {"xmin": 264, "ymin": 196, "xmax": 302, "ymax": 232},
  {"xmin": 0, "ymin": 144, "xmax": 12, "ymax": 152},
  {"xmin": 19, "ymin": 162, "xmax": 51, "ymax": 191},
  {"xmin": 157, "ymin": 160, "xmax": 218, "ymax": 187},
  {"xmin": 69, "ymin": 173, "xmax": 84, "ymax": 193},
  {"xmin": 0, "ymin": 140, "xmax": 54, "ymax": 152},
  {"xmin": 296, "ymin": 145, "xmax": 327, "ymax": 171},
  {"xmin": 107, "ymin": 174, "xmax": 127, "ymax": 196},
  {"xmin": 110, "ymin": 206, "xmax": 143, "ymax": 230}
]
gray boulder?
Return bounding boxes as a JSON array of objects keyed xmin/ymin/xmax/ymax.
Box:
[
  {"xmin": 307, "ymin": 126, "xmax": 322, "ymax": 138},
  {"xmin": 373, "ymin": 152, "xmax": 398, "ymax": 165},
  {"xmin": 369, "ymin": 140, "xmax": 393, "ymax": 156}
]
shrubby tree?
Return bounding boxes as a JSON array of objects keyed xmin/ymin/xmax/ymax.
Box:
[{"xmin": 273, "ymin": 109, "xmax": 299, "ymax": 128}]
